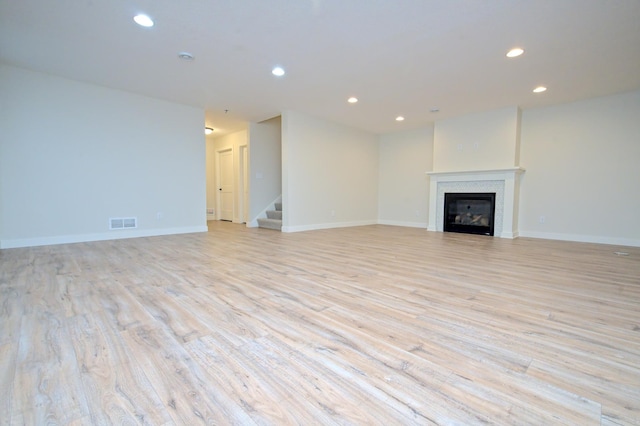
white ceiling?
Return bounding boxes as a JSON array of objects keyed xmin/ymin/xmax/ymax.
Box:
[{"xmin": 1, "ymin": 0, "xmax": 639, "ymax": 137}]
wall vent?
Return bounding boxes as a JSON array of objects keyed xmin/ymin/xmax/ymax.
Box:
[{"xmin": 109, "ymin": 217, "xmax": 137, "ymax": 230}]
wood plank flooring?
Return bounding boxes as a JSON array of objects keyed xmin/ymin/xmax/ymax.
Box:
[{"xmin": 1, "ymin": 221, "xmax": 639, "ymax": 425}]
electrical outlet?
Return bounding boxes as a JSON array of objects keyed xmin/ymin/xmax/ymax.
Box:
[
  {"xmin": 539, "ymin": 215, "xmax": 546, "ymax": 224},
  {"xmin": 156, "ymin": 212, "xmax": 164, "ymax": 220},
  {"xmin": 331, "ymin": 210, "xmax": 336, "ymax": 217}
]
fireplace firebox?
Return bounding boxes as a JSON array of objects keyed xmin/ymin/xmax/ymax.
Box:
[{"xmin": 444, "ymin": 193, "xmax": 496, "ymax": 236}]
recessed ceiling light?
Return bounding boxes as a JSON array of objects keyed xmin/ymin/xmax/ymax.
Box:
[
  {"xmin": 533, "ymin": 86, "xmax": 547, "ymax": 93},
  {"xmin": 133, "ymin": 14, "xmax": 154, "ymax": 27},
  {"xmin": 395, "ymin": 116, "xmax": 405, "ymax": 122},
  {"xmin": 506, "ymin": 47, "xmax": 524, "ymax": 58},
  {"xmin": 205, "ymin": 127, "xmax": 214, "ymax": 135},
  {"xmin": 272, "ymin": 67, "xmax": 285, "ymax": 77},
  {"xmin": 178, "ymin": 52, "xmax": 194, "ymax": 61},
  {"xmin": 347, "ymin": 97, "xmax": 358, "ymax": 103}
]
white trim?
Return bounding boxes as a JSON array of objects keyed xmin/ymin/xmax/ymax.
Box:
[
  {"xmin": 426, "ymin": 167, "xmax": 524, "ymax": 178},
  {"xmin": 0, "ymin": 226, "xmax": 208, "ymax": 249},
  {"xmin": 282, "ymin": 220, "xmax": 377, "ymax": 233},
  {"xmin": 377, "ymin": 220, "xmax": 428, "ymax": 228},
  {"xmin": 239, "ymin": 144, "xmax": 249, "ymax": 224},
  {"xmin": 519, "ymin": 231, "xmax": 640, "ymax": 248},
  {"xmin": 501, "ymin": 230, "xmax": 519, "ymax": 239}
]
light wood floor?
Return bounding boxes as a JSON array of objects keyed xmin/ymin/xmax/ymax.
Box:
[{"xmin": 1, "ymin": 222, "xmax": 639, "ymax": 425}]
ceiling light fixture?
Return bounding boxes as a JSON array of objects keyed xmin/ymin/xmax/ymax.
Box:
[
  {"xmin": 533, "ymin": 86, "xmax": 547, "ymax": 93},
  {"xmin": 506, "ymin": 47, "xmax": 524, "ymax": 58},
  {"xmin": 178, "ymin": 52, "xmax": 194, "ymax": 61},
  {"xmin": 272, "ymin": 66, "xmax": 285, "ymax": 77},
  {"xmin": 205, "ymin": 127, "xmax": 214, "ymax": 135},
  {"xmin": 347, "ymin": 97, "xmax": 358, "ymax": 103},
  {"xmin": 133, "ymin": 14, "xmax": 154, "ymax": 27},
  {"xmin": 430, "ymin": 107, "xmax": 440, "ymax": 113},
  {"xmin": 395, "ymin": 116, "xmax": 405, "ymax": 122}
]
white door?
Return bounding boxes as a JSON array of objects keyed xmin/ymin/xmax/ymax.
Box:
[{"xmin": 217, "ymin": 149, "xmax": 234, "ymax": 221}]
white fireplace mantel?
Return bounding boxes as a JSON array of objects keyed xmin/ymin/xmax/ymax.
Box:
[{"xmin": 426, "ymin": 167, "xmax": 525, "ymax": 238}]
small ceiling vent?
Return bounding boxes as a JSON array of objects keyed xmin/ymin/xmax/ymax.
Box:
[{"xmin": 109, "ymin": 217, "xmax": 137, "ymax": 230}]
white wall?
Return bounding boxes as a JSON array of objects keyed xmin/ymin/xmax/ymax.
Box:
[
  {"xmin": 378, "ymin": 126, "xmax": 433, "ymax": 228},
  {"xmin": 248, "ymin": 116, "xmax": 282, "ymax": 225},
  {"xmin": 519, "ymin": 90, "xmax": 640, "ymax": 246},
  {"xmin": 282, "ymin": 111, "xmax": 378, "ymax": 232},
  {"xmin": 211, "ymin": 130, "xmax": 249, "ymax": 224},
  {"xmin": 205, "ymin": 137, "xmax": 217, "ymax": 220},
  {"xmin": 0, "ymin": 65, "xmax": 207, "ymax": 248},
  {"xmin": 0, "ymin": 135, "xmax": 3, "ymax": 240},
  {"xmin": 434, "ymin": 106, "xmax": 521, "ymax": 171}
]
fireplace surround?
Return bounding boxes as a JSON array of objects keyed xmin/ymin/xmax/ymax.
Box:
[{"xmin": 427, "ymin": 167, "xmax": 524, "ymax": 238}]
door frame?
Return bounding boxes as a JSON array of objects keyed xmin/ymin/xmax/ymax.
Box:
[{"xmin": 238, "ymin": 144, "xmax": 249, "ymax": 223}]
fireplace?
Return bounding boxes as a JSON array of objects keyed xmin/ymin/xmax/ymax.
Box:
[
  {"xmin": 427, "ymin": 168, "xmax": 524, "ymax": 238},
  {"xmin": 444, "ymin": 192, "xmax": 496, "ymax": 236}
]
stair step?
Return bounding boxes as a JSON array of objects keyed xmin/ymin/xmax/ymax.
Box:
[
  {"xmin": 266, "ymin": 210, "xmax": 282, "ymax": 220},
  {"xmin": 257, "ymin": 218, "xmax": 282, "ymax": 231},
  {"xmin": 274, "ymin": 202, "xmax": 282, "ymax": 211}
]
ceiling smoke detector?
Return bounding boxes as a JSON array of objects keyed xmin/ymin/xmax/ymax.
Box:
[{"xmin": 178, "ymin": 52, "xmax": 194, "ymax": 61}]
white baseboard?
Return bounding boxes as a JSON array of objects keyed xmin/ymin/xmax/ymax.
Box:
[
  {"xmin": 0, "ymin": 226, "xmax": 209, "ymax": 249},
  {"xmin": 377, "ymin": 219, "xmax": 428, "ymax": 228},
  {"xmin": 519, "ymin": 230, "xmax": 640, "ymax": 248},
  {"xmin": 282, "ymin": 220, "xmax": 377, "ymax": 233}
]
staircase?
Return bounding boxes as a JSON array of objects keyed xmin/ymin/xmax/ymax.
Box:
[{"xmin": 257, "ymin": 202, "xmax": 282, "ymax": 231}]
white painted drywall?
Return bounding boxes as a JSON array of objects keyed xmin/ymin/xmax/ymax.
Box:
[
  {"xmin": 433, "ymin": 106, "xmax": 520, "ymax": 171},
  {"xmin": 519, "ymin": 90, "xmax": 640, "ymax": 246},
  {"xmin": 378, "ymin": 126, "xmax": 434, "ymax": 228},
  {"xmin": 282, "ymin": 111, "xmax": 378, "ymax": 231},
  {"xmin": 0, "ymin": 65, "xmax": 206, "ymax": 248},
  {"xmin": 248, "ymin": 116, "xmax": 282, "ymax": 223},
  {"xmin": 205, "ymin": 138, "xmax": 217, "ymax": 219},
  {"xmin": 212, "ymin": 130, "xmax": 248, "ymax": 224}
]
